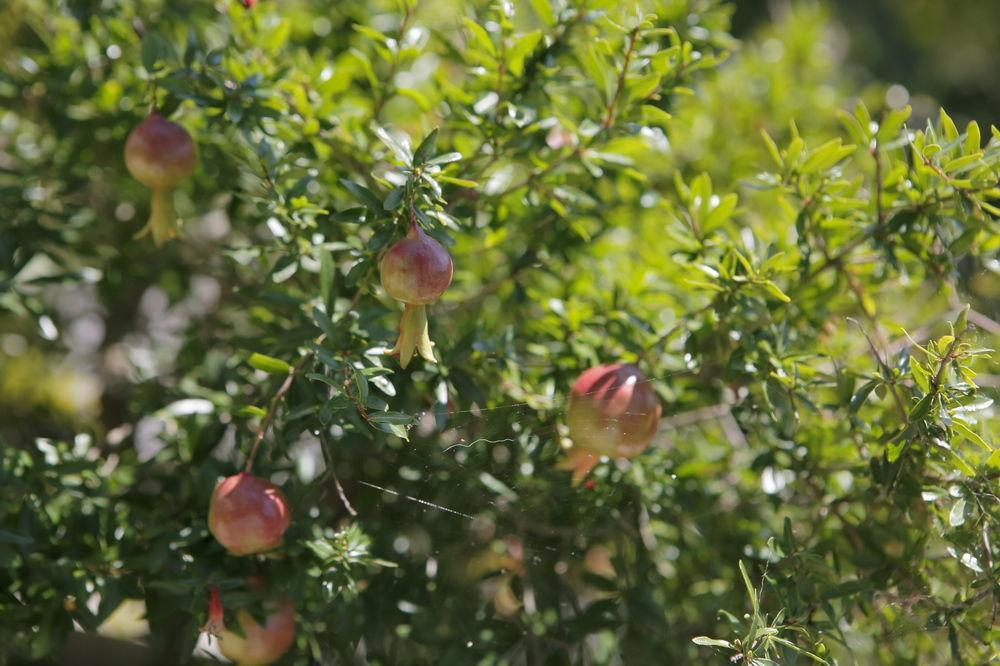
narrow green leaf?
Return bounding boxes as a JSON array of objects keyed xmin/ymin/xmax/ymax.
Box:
[
  {"xmin": 939, "ymin": 108, "xmax": 959, "ymax": 142},
  {"xmin": 237, "ymin": 405, "xmax": 268, "ymax": 418},
  {"xmin": 963, "ymin": 121, "xmax": 981, "ymax": 153},
  {"xmin": 438, "ymin": 175, "xmax": 478, "ymax": 188},
  {"xmin": 413, "ymin": 128, "xmax": 439, "ymax": 166},
  {"xmin": 761, "ymin": 280, "xmax": 791, "ymax": 303},
  {"xmin": 527, "ymin": 0, "xmax": 555, "ymax": 26},
  {"xmin": 340, "ymin": 179, "xmax": 383, "ymax": 212},
  {"xmin": 462, "ymin": 17, "xmax": 496, "ymax": 56},
  {"xmin": 248, "ymin": 353, "xmax": 292, "ymax": 374},
  {"xmin": 908, "ymin": 393, "xmax": 934, "ymax": 421},
  {"xmin": 950, "ymin": 420, "xmax": 992, "ymax": 451},
  {"xmin": 372, "ymin": 125, "xmax": 413, "ymax": 164}
]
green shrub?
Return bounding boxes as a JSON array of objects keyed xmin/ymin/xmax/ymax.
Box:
[{"xmin": 1, "ymin": 0, "xmax": 997, "ymax": 663}]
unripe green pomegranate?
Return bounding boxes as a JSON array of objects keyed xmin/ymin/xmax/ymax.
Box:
[
  {"xmin": 205, "ymin": 586, "xmax": 294, "ymax": 666},
  {"xmin": 124, "ymin": 111, "xmax": 196, "ymax": 246},
  {"xmin": 208, "ymin": 473, "xmax": 290, "ymax": 556},
  {"xmin": 558, "ymin": 363, "xmax": 661, "ymax": 483},
  {"xmin": 379, "ymin": 221, "xmax": 453, "ymax": 368}
]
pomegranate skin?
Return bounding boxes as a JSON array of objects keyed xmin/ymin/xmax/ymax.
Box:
[
  {"xmin": 560, "ymin": 363, "xmax": 661, "ymax": 482},
  {"xmin": 208, "ymin": 473, "xmax": 290, "ymax": 556},
  {"xmin": 124, "ymin": 112, "xmax": 196, "ymax": 190},
  {"xmin": 379, "ymin": 224, "xmax": 453, "ymax": 305},
  {"xmin": 206, "ymin": 587, "xmax": 294, "ymax": 666}
]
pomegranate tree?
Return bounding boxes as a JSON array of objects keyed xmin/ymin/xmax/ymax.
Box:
[
  {"xmin": 558, "ymin": 363, "xmax": 662, "ymax": 483},
  {"xmin": 205, "ymin": 586, "xmax": 294, "ymax": 666},
  {"xmin": 208, "ymin": 473, "xmax": 290, "ymax": 556},
  {"xmin": 379, "ymin": 220, "xmax": 454, "ymax": 368},
  {"xmin": 124, "ymin": 111, "xmax": 196, "ymax": 246}
]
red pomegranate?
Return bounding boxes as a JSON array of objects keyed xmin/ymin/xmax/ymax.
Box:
[
  {"xmin": 557, "ymin": 363, "xmax": 662, "ymax": 483},
  {"xmin": 205, "ymin": 586, "xmax": 294, "ymax": 666},
  {"xmin": 208, "ymin": 473, "xmax": 290, "ymax": 556},
  {"xmin": 124, "ymin": 111, "xmax": 196, "ymax": 246},
  {"xmin": 379, "ymin": 221, "xmax": 453, "ymax": 368}
]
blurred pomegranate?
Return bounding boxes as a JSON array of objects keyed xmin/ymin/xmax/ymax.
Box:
[
  {"xmin": 208, "ymin": 473, "xmax": 290, "ymax": 556},
  {"xmin": 558, "ymin": 363, "xmax": 661, "ymax": 483},
  {"xmin": 124, "ymin": 111, "xmax": 196, "ymax": 246},
  {"xmin": 379, "ymin": 221, "xmax": 453, "ymax": 368},
  {"xmin": 205, "ymin": 586, "xmax": 294, "ymax": 665}
]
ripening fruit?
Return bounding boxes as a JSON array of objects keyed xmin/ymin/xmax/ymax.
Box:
[
  {"xmin": 557, "ymin": 363, "xmax": 662, "ymax": 484},
  {"xmin": 208, "ymin": 473, "xmax": 290, "ymax": 556},
  {"xmin": 124, "ymin": 111, "xmax": 196, "ymax": 246},
  {"xmin": 379, "ymin": 221, "xmax": 453, "ymax": 368},
  {"xmin": 205, "ymin": 586, "xmax": 294, "ymax": 666}
]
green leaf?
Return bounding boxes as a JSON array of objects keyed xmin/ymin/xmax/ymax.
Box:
[
  {"xmin": 760, "ymin": 129, "xmax": 783, "ymax": 168},
  {"xmin": 462, "ymin": 17, "xmax": 496, "ymax": 56},
  {"xmin": 950, "ymin": 420, "xmax": 992, "ymax": 451},
  {"xmin": 702, "ymin": 193, "xmax": 738, "ymax": 232},
  {"xmin": 368, "ymin": 411, "xmax": 415, "ymax": 425},
  {"xmin": 949, "ymin": 498, "xmax": 967, "ymax": 527},
  {"xmin": 738, "ymin": 560, "xmax": 759, "ymax": 615},
  {"xmin": 909, "ymin": 356, "xmax": 931, "ymax": 393},
  {"xmin": 949, "ymin": 450, "xmax": 976, "ymax": 477},
  {"xmin": 507, "ymin": 30, "xmax": 543, "ymax": 76},
  {"xmin": 438, "ymin": 175, "xmax": 478, "ymax": 188},
  {"xmin": 849, "ymin": 381, "xmax": 876, "ymax": 413},
  {"xmin": 943, "ymin": 153, "xmax": 983, "ymax": 174},
  {"xmin": 320, "ymin": 251, "xmax": 334, "ymax": 310},
  {"xmin": 761, "ymin": 280, "xmax": 791, "ymax": 303},
  {"xmin": 413, "ymin": 128, "xmax": 439, "ymax": 166},
  {"xmin": 527, "ymin": 0, "xmax": 555, "ymax": 26},
  {"xmin": 397, "ymin": 87, "xmax": 432, "ymax": 111},
  {"xmin": 939, "ymin": 108, "xmax": 959, "ymax": 142},
  {"xmin": 963, "ymin": 121, "xmax": 981, "ymax": 153},
  {"xmin": 692, "ymin": 636, "xmax": 732, "ymax": 648},
  {"xmin": 427, "ymin": 152, "xmax": 463, "ymax": 166},
  {"xmin": 641, "ymin": 104, "xmax": 673, "ymax": 129},
  {"xmin": 352, "ymin": 367, "xmax": 369, "ymax": 405},
  {"xmin": 353, "ymin": 24, "xmax": 388, "ymax": 44},
  {"xmin": 801, "ymin": 138, "xmax": 855, "ymax": 173},
  {"xmin": 248, "ymin": 353, "xmax": 292, "ymax": 374},
  {"xmin": 340, "ymin": 179, "xmax": 383, "ymax": 212},
  {"xmin": 372, "ymin": 125, "xmax": 413, "ymax": 164},
  {"xmin": 141, "ymin": 32, "xmax": 176, "ymax": 72},
  {"xmin": 237, "ymin": 405, "xmax": 268, "ymax": 418},
  {"xmin": 908, "ymin": 393, "xmax": 934, "ymax": 421}
]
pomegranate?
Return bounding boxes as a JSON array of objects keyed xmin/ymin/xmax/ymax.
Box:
[
  {"xmin": 208, "ymin": 473, "xmax": 290, "ymax": 556},
  {"xmin": 124, "ymin": 111, "xmax": 196, "ymax": 246},
  {"xmin": 379, "ymin": 220, "xmax": 453, "ymax": 368},
  {"xmin": 557, "ymin": 363, "xmax": 662, "ymax": 483},
  {"xmin": 205, "ymin": 586, "xmax": 294, "ymax": 666}
]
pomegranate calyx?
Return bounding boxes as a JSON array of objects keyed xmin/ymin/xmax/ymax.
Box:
[
  {"xmin": 203, "ymin": 586, "xmax": 225, "ymax": 636},
  {"xmin": 387, "ymin": 303, "xmax": 435, "ymax": 369}
]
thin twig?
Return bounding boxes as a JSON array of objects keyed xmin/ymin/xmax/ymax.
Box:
[
  {"xmin": 602, "ymin": 27, "xmax": 641, "ymax": 129},
  {"xmin": 244, "ymin": 333, "xmax": 327, "ymax": 473},
  {"xmin": 371, "ymin": 2, "xmax": 418, "ymax": 120},
  {"xmin": 847, "ymin": 317, "xmax": 909, "ymax": 422},
  {"xmin": 331, "ymin": 467, "xmax": 357, "ymax": 517}
]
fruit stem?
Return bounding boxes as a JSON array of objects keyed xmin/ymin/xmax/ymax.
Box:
[
  {"xmin": 387, "ymin": 303, "xmax": 435, "ymax": 368},
  {"xmin": 134, "ymin": 188, "xmax": 179, "ymax": 247}
]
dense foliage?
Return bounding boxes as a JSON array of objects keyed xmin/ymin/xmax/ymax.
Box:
[{"xmin": 1, "ymin": 0, "xmax": 998, "ymax": 663}]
